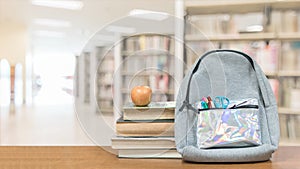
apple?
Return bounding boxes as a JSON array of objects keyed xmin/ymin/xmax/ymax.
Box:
[{"xmin": 131, "ymin": 86, "xmax": 152, "ymax": 106}]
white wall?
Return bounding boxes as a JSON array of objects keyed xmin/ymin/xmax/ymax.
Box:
[{"xmin": 0, "ymin": 22, "xmax": 28, "ymax": 103}]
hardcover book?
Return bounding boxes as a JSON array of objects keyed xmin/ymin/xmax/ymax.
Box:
[
  {"xmin": 116, "ymin": 118, "xmax": 174, "ymax": 137},
  {"xmin": 123, "ymin": 101, "xmax": 175, "ymax": 120},
  {"xmin": 111, "ymin": 137, "xmax": 175, "ymax": 149}
]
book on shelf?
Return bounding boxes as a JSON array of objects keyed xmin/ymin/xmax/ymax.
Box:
[
  {"xmin": 287, "ymin": 115, "xmax": 297, "ymax": 139},
  {"xmin": 290, "ymin": 89, "xmax": 300, "ymax": 109},
  {"xmin": 268, "ymin": 79, "xmax": 279, "ymax": 102},
  {"xmin": 111, "ymin": 136, "xmax": 176, "ymax": 149},
  {"xmin": 279, "ymin": 114, "xmax": 288, "ymax": 139},
  {"xmin": 169, "ymin": 37, "xmax": 175, "ymax": 54},
  {"xmin": 296, "ymin": 116, "xmax": 300, "ymax": 139},
  {"xmin": 281, "ymin": 42, "xmax": 300, "ymax": 71},
  {"xmin": 229, "ymin": 41, "xmax": 279, "ymax": 73},
  {"xmin": 279, "ymin": 114, "xmax": 300, "ymax": 141},
  {"xmin": 123, "ymin": 101, "xmax": 175, "ymax": 120},
  {"xmin": 118, "ymin": 149, "xmax": 181, "ymax": 159},
  {"xmin": 124, "ymin": 35, "xmax": 172, "ymax": 52},
  {"xmin": 116, "ymin": 118, "xmax": 174, "ymax": 137},
  {"xmin": 121, "ymin": 35, "xmax": 175, "ymax": 104}
]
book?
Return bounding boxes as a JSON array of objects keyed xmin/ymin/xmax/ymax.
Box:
[
  {"xmin": 287, "ymin": 115, "xmax": 296, "ymax": 139},
  {"xmin": 111, "ymin": 137, "xmax": 175, "ymax": 149},
  {"xmin": 279, "ymin": 114, "xmax": 288, "ymax": 139},
  {"xmin": 116, "ymin": 118, "xmax": 174, "ymax": 137},
  {"xmin": 268, "ymin": 79, "xmax": 279, "ymax": 101},
  {"xmin": 290, "ymin": 89, "xmax": 300, "ymax": 109},
  {"xmin": 118, "ymin": 149, "xmax": 181, "ymax": 159},
  {"xmin": 296, "ymin": 116, "xmax": 300, "ymax": 139},
  {"xmin": 123, "ymin": 101, "xmax": 175, "ymax": 120}
]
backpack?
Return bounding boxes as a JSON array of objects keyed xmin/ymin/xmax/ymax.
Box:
[{"xmin": 175, "ymin": 50, "xmax": 279, "ymax": 162}]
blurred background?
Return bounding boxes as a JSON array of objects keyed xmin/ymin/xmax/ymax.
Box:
[
  {"xmin": 1, "ymin": 0, "xmax": 300, "ymax": 146},
  {"xmin": 0, "ymin": 0, "xmax": 175, "ymax": 145}
]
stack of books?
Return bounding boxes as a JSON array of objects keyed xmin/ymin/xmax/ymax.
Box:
[{"xmin": 112, "ymin": 101, "xmax": 181, "ymax": 158}]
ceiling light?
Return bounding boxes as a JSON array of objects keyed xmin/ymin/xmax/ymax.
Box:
[
  {"xmin": 129, "ymin": 9, "xmax": 169, "ymax": 21},
  {"xmin": 34, "ymin": 30, "xmax": 66, "ymax": 38},
  {"xmin": 106, "ymin": 25, "xmax": 136, "ymax": 34},
  {"xmin": 33, "ymin": 18, "xmax": 71, "ymax": 27},
  {"xmin": 31, "ymin": 0, "xmax": 83, "ymax": 10}
]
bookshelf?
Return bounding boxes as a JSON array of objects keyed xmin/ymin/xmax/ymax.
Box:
[
  {"xmin": 96, "ymin": 47, "xmax": 115, "ymax": 113},
  {"xmin": 185, "ymin": 33, "xmax": 276, "ymax": 42},
  {"xmin": 83, "ymin": 52, "xmax": 91, "ymax": 104},
  {"xmin": 117, "ymin": 34, "xmax": 175, "ymax": 107},
  {"xmin": 185, "ymin": 0, "xmax": 300, "ymax": 15},
  {"xmin": 75, "ymin": 46, "xmax": 115, "ymax": 114},
  {"xmin": 75, "ymin": 34, "xmax": 176, "ymax": 117},
  {"xmin": 182, "ymin": 0, "xmax": 300, "ymax": 145}
]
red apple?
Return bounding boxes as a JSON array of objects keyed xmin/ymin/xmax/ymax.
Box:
[{"xmin": 131, "ymin": 86, "xmax": 152, "ymax": 106}]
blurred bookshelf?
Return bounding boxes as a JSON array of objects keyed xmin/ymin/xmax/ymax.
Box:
[
  {"xmin": 118, "ymin": 34, "xmax": 176, "ymax": 107},
  {"xmin": 185, "ymin": 0, "xmax": 300, "ymax": 15},
  {"xmin": 83, "ymin": 52, "xmax": 91, "ymax": 104},
  {"xmin": 96, "ymin": 47, "xmax": 115, "ymax": 113},
  {"xmin": 75, "ymin": 0, "xmax": 300, "ymax": 146},
  {"xmin": 185, "ymin": 32, "xmax": 276, "ymax": 42},
  {"xmin": 184, "ymin": 0, "xmax": 300, "ymax": 145},
  {"xmin": 75, "ymin": 46, "xmax": 115, "ymax": 114},
  {"xmin": 75, "ymin": 34, "xmax": 177, "ymax": 115}
]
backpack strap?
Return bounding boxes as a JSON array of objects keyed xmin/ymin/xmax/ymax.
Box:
[{"xmin": 179, "ymin": 49, "xmax": 270, "ymax": 111}]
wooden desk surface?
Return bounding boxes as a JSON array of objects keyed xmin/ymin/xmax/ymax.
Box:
[{"xmin": 0, "ymin": 146, "xmax": 299, "ymax": 169}]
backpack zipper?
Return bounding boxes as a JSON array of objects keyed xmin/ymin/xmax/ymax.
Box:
[{"xmin": 198, "ymin": 105, "xmax": 258, "ymax": 112}]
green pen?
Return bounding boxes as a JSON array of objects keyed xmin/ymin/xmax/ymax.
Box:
[{"xmin": 201, "ymin": 101, "xmax": 208, "ymax": 109}]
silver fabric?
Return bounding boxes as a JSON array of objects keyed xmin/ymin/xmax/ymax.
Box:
[
  {"xmin": 227, "ymin": 98, "xmax": 258, "ymax": 108},
  {"xmin": 197, "ymin": 108, "xmax": 261, "ymax": 149}
]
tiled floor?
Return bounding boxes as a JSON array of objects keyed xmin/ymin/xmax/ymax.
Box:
[
  {"xmin": 0, "ymin": 79, "xmax": 100, "ymax": 145},
  {"xmin": 0, "ymin": 69, "xmax": 117, "ymax": 146},
  {"xmin": 0, "ymin": 103, "xmax": 94, "ymax": 145}
]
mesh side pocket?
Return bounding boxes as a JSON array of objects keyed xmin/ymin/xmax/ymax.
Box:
[{"xmin": 197, "ymin": 108, "xmax": 262, "ymax": 149}]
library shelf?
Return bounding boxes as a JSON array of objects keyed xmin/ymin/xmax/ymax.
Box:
[
  {"xmin": 278, "ymin": 107, "xmax": 300, "ymax": 115},
  {"xmin": 277, "ymin": 32, "xmax": 300, "ymax": 40},
  {"xmin": 100, "ymin": 107, "xmax": 114, "ymax": 113},
  {"xmin": 279, "ymin": 138, "xmax": 300, "ymax": 146},
  {"xmin": 98, "ymin": 98, "xmax": 113, "ymax": 101},
  {"xmin": 185, "ymin": 0, "xmax": 300, "ymax": 15},
  {"xmin": 185, "ymin": 33, "xmax": 276, "ymax": 42},
  {"xmin": 265, "ymin": 72, "xmax": 278, "ymax": 77},
  {"xmin": 119, "ymin": 34, "xmax": 175, "ymax": 105},
  {"xmin": 278, "ymin": 71, "xmax": 300, "ymax": 77},
  {"xmin": 185, "ymin": 32, "xmax": 300, "ymax": 42},
  {"xmin": 122, "ymin": 50, "xmax": 173, "ymax": 57},
  {"xmin": 181, "ymin": 0, "xmax": 300, "ymax": 146}
]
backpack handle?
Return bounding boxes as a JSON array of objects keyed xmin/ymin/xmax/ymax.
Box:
[{"xmin": 179, "ymin": 49, "xmax": 270, "ymax": 111}]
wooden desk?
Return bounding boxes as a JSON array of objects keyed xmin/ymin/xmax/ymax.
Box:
[{"xmin": 0, "ymin": 146, "xmax": 299, "ymax": 169}]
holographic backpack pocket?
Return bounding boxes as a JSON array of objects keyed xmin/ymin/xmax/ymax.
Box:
[{"xmin": 197, "ymin": 100, "xmax": 261, "ymax": 149}]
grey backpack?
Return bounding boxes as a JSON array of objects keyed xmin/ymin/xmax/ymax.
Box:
[{"xmin": 175, "ymin": 50, "xmax": 279, "ymax": 162}]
